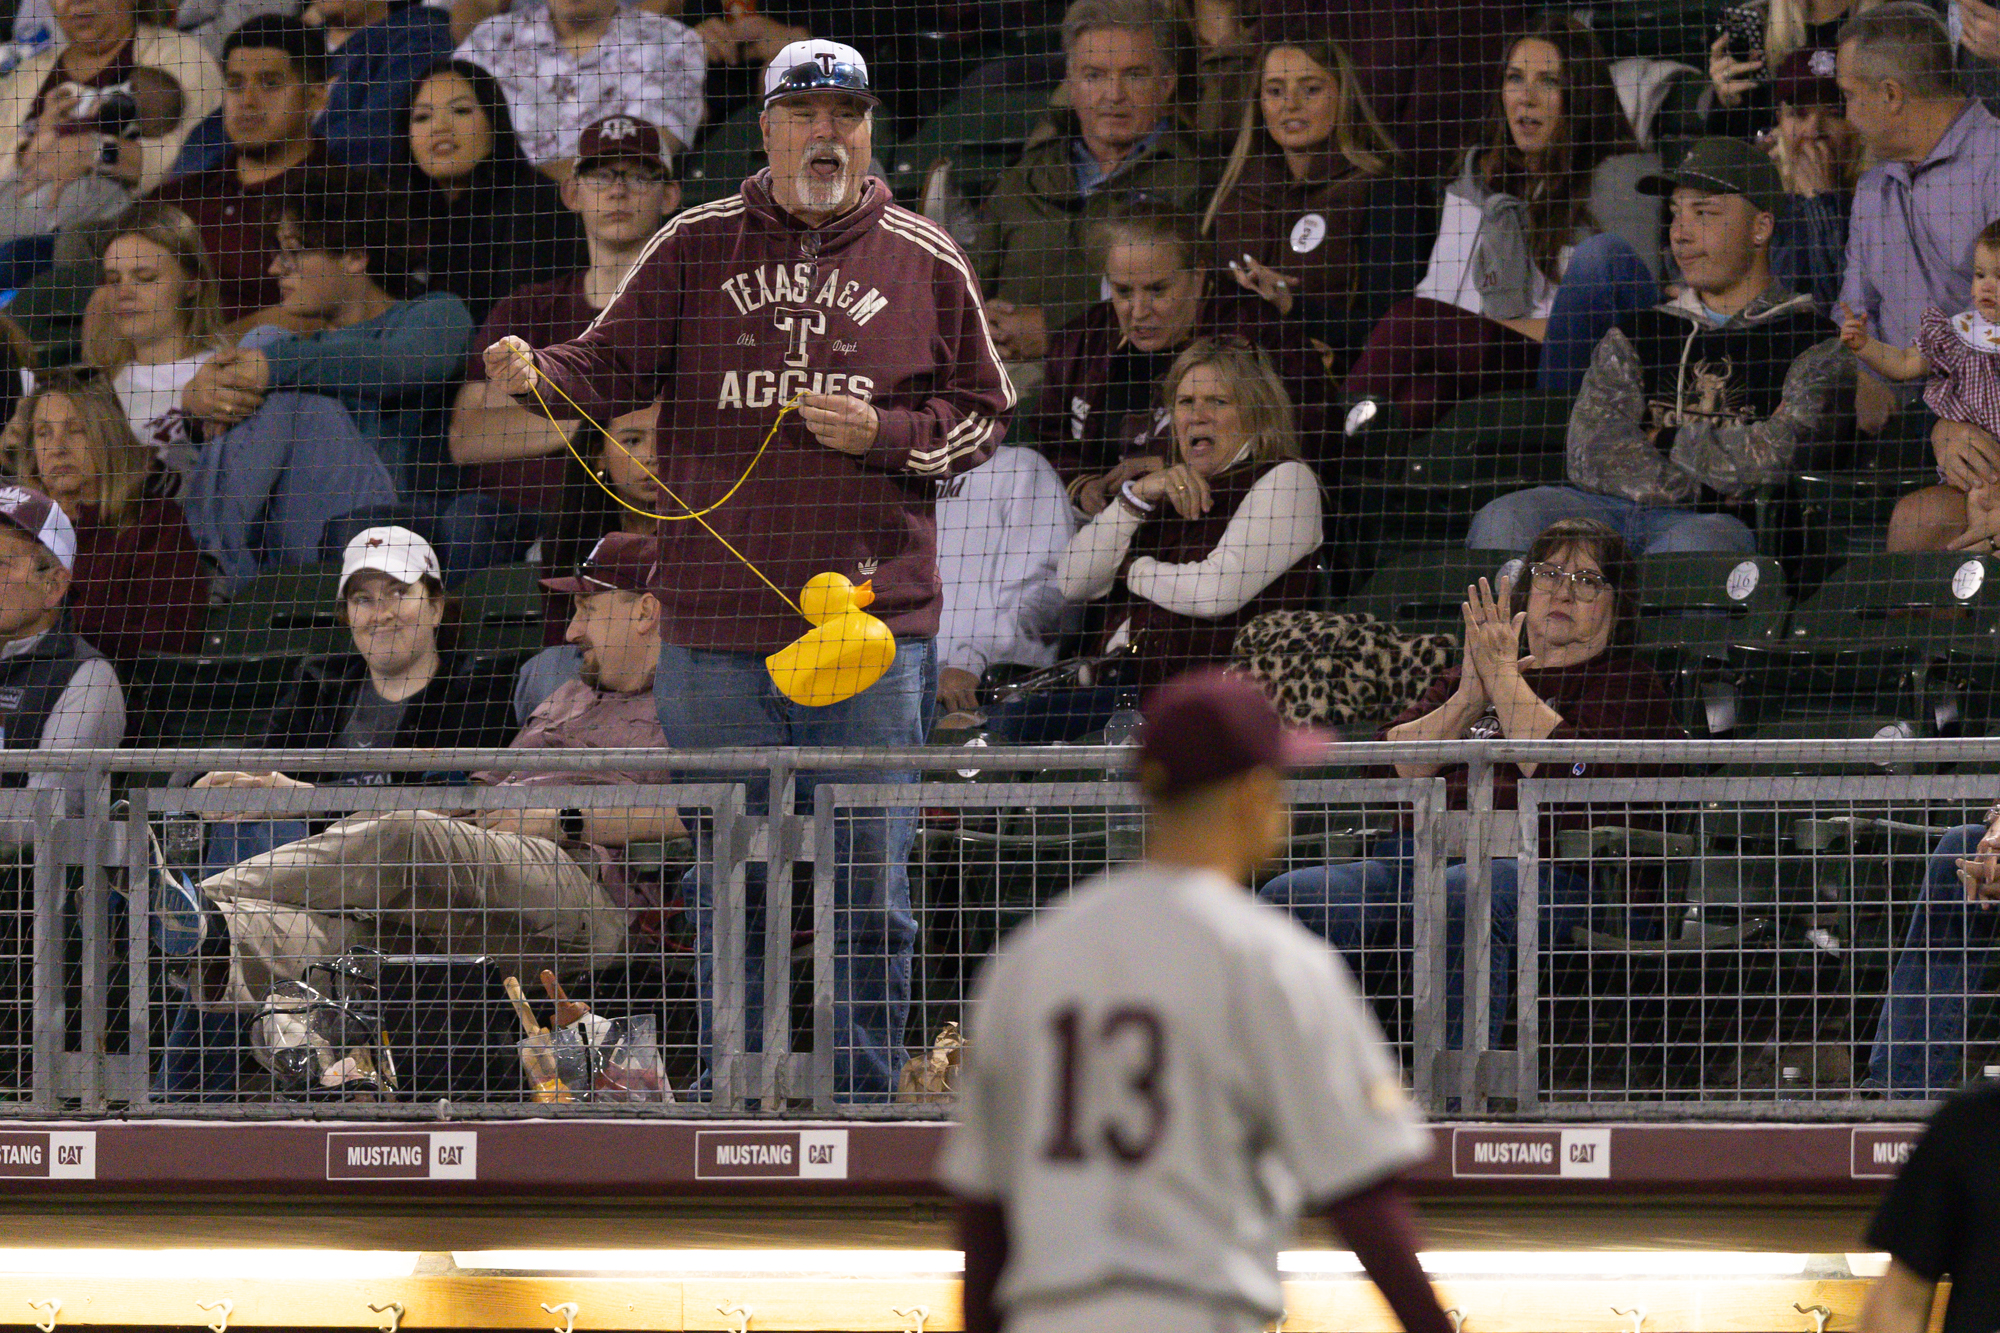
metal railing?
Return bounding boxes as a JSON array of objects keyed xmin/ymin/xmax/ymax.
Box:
[{"xmin": 3, "ymin": 738, "xmax": 1998, "ymax": 1118}]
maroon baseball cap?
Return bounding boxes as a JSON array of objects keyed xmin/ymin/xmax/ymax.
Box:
[
  {"xmin": 1136, "ymin": 668, "xmax": 1329, "ymax": 798},
  {"xmin": 574, "ymin": 115, "xmax": 670, "ymax": 173},
  {"xmin": 1772, "ymin": 46, "xmax": 1842, "ymax": 108},
  {"xmin": 540, "ymin": 532, "xmax": 661, "ymax": 596}
]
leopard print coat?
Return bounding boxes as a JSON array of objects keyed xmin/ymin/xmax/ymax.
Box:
[{"xmin": 1232, "ymin": 610, "xmax": 1458, "ymax": 730}]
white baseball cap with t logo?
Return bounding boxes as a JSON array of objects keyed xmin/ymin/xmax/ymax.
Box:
[
  {"xmin": 763, "ymin": 39, "xmax": 880, "ymax": 108},
  {"xmin": 340, "ymin": 526, "xmax": 442, "ymax": 595}
]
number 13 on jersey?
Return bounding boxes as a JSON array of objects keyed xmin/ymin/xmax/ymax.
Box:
[{"xmin": 1042, "ymin": 1003, "xmax": 1170, "ymax": 1166}]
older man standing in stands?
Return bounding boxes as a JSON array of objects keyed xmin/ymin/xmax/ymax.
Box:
[
  {"xmin": 484, "ymin": 39, "xmax": 1012, "ymax": 1100},
  {"xmin": 1832, "ymin": 3, "xmax": 2000, "ymax": 548}
]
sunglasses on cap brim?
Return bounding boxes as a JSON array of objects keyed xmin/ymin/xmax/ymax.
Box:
[{"xmin": 771, "ymin": 61, "xmax": 874, "ymax": 98}]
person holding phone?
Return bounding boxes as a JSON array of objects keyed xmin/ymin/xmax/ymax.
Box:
[{"xmin": 1708, "ymin": 0, "xmax": 1887, "ymax": 137}]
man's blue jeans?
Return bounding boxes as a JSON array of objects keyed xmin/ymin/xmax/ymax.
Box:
[
  {"xmin": 658, "ymin": 639, "xmax": 936, "ymax": 1102},
  {"xmin": 1260, "ymin": 837, "xmax": 1596, "ymax": 1047},
  {"xmin": 1539, "ymin": 233, "xmax": 1661, "ymax": 394},
  {"xmin": 1467, "ymin": 487, "xmax": 1756, "ymax": 556},
  {"xmin": 1871, "ymin": 824, "xmax": 1999, "ymax": 1095}
]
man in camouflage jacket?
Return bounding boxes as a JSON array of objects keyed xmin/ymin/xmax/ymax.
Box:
[{"xmin": 1468, "ymin": 138, "xmax": 1853, "ymax": 555}]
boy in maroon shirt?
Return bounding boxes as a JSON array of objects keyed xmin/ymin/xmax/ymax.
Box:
[
  {"xmin": 485, "ymin": 39, "xmax": 1012, "ymax": 1102},
  {"xmin": 449, "ymin": 114, "xmax": 683, "ymax": 520}
]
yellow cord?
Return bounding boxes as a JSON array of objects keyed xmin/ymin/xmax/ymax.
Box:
[{"xmin": 515, "ymin": 346, "xmax": 804, "ymax": 615}]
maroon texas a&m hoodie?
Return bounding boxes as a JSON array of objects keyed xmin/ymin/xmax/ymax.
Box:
[{"xmin": 526, "ymin": 171, "xmax": 1016, "ymax": 654}]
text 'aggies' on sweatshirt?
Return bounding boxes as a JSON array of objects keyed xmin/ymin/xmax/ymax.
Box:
[{"xmin": 526, "ymin": 171, "xmax": 1017, "ymax": 655}]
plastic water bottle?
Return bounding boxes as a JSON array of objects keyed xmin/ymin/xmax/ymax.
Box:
[
  {"xmin": 1101, "ymin": 708, "xmax": 1143, "ymax": 746},
  {"xmin": 0, "ymin": 27, "xmax": 52, "ymax": 78}
]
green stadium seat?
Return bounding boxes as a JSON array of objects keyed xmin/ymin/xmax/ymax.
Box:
[
  {"xmin": 204, "ymin": 566, "xmax": 347, "ymax": 656},
  {"xmin": 1770, "ymin": 412, "xmax": 1936, "ymax": 575},
  {"xmin": 889, "ymin": 85, "xmax": 1054, "ymax": 208},
  {"xmin": 1635, "ymin": 552, "xmax": 1789, "ymax": 664},
  {"xmin": 1401, "ymin": 391, "xmax": 1574, "ymax": 490},
  {"xmin": 1710, "ymin": 554, "xmax": 2000, "ymax": 749},
  {"xmin": 4, "ymin": 261, "xmax": 96, "ymax": 370},
  {"xmin": 456, "ymin": 562, "xmax": 546, "ymax": 659},
  {"xmin": 677, "ymin": 104, "xmax": 769, "ymax": 210},
  {"xmin": 1340, "ymin": 391, "xmax": 1572, "ymax": 551},
  {"xmin": 1337, "ymin": 547, "xmax": 1518, "ymax": 638},
  {"xmin": 1781, "ymin": 553, "xmax": 2000, "ymax": 654},
  {"xmin": 123, "ymin": 565, "xmax": 347, "ymax": 749}
]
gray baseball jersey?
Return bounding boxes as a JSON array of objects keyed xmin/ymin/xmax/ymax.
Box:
[{"xmin": 937, "ymin": 863, "xmax": 1430, "ymax": 1320}]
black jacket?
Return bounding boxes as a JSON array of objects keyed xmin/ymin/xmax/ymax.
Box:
[{"xmin": 260, "ymin": 649, "xmax": 516, "ymax": 785}]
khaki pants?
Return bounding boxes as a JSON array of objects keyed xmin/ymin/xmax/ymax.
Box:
[{"xmin": 200, "ymin": 810, "xmax": 628, "ymax": 1008}]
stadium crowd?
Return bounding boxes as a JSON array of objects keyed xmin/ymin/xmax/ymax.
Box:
[{"xmin": 5, "ymin": 0, "xmax": 2000, "ymax": 1102}]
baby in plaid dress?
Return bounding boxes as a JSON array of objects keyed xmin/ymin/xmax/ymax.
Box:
[{"xmin": 1841, "ymin": 219, "xmax": 2000, "ymax": 433}]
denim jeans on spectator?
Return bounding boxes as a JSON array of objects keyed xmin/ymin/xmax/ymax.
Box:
[
  {"xmin": 183, "ymin": 390, "xmax": 400, "ymax": 593},
  {"xmin": 1538, "ymin": 234, "xmax": 1660, "ymax": 395},
  {"xmin": 661, "ymin": 639, "xmax": 936, "ymax": 1102},
  {"xmin": 203, "ymin": 818, "xmax": 311, "ymax": 878},
  {"xmin": 1259, "ymin": 835, "xmax": 1596, "ymax": 1047},
  {"xmin": 1871, "ymin": 824, "xmax": 2000, "ymax": 1095},
  {"xmin": 1467, "ymin": 487, "xmax": 1756, "ymax": 555}
]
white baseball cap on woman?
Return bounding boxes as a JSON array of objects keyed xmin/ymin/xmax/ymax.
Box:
[{"xmin": 339, "ymin": 526, "xmax": 441, "ymax": 595}]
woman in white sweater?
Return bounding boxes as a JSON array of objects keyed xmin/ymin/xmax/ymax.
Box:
[{"xmin": 1000, "ymin": 338, "xmax": 1320, "ymax": 741}]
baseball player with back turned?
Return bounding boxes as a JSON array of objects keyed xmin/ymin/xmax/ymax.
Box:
[{"xmin": 939, "ymin": 667, "xmax": 1455, "ymax": 1333}]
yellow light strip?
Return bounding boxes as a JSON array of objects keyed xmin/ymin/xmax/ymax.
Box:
[
  {"xmin": 0, "ymin": 1249, "xmax": 1875, "ymax": 1282},
  {"xmin": 0, "ymin": 1250, "xmax": 421, "ymax": 1278},
  {"xmin": 453, "ymin": 1250, "xmax": 967, "ymax": 1275}
]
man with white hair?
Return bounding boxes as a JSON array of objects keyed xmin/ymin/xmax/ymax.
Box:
[{"xmin": 484, "ymin": 40, "xmax": 1013, "ymax": 1101}]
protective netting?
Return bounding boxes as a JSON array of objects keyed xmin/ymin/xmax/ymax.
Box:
[{"xmin": 0, "ymin": 0, "xmax": 1994, "ymax": 1110}]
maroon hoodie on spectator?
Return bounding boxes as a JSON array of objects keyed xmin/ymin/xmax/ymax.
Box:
[{"xmin": 527, "ymin": 171, "xmax": 1014, "ymax": 655}]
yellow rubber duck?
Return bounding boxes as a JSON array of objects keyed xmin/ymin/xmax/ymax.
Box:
[{"xmin": 766, "ymin": 573, "xmax": 898, "ymax": 707}]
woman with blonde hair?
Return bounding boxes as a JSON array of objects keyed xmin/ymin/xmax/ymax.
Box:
[
  {"xmin": 1204, "ymin": 35, "xmax": 1404, "ymax": 328},
  {"xmin": 82, "ymin": 201, "xmax": 227, "ymax": 482},
  {"xmin": 999, "ymin": 338, "xmax": 1319, "ymax": 741},
  {"xmin": 6, "ymin": 374, "xmax": 207, "ymax": 659}
]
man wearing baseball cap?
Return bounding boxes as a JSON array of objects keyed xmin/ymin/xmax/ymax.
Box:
[
  {"xmin": 483, "ymin": 33, "xmax": 1012, "ymax": 1100},
  {"xmin": 943, "ymin": 668, "xmax": 1456, "ymax": 1333},
  {"xmin": 1469, "ymin": 136, "xmax": 1852, "ymax": 556},
  {"xmin": 186, "ymin": 527, "xmax": 515, "ymax": 864},
  {"xmin": 170, "ymin": 530, "xmax": 681, "ymax": 1082},
  {"xmin": 0, "ymin": 486, "xmax": 123, "ymax": 840},
  {"xmin": 451, "ymin": 113, "xmax": 682, "ymax": 521}
]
